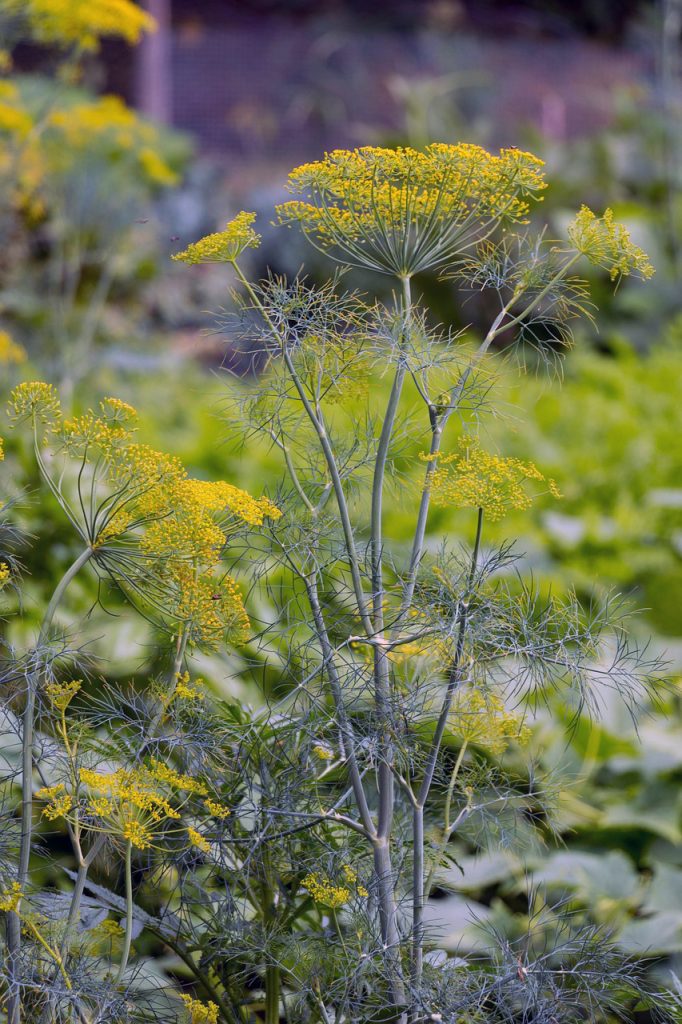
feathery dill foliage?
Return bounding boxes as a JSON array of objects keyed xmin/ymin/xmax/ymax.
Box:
[{"xmin": 0, "ymin": 142, "xmax": 665, "ymax": 1024}]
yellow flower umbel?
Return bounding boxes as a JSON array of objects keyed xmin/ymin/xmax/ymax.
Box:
[
  {"xmin": 567, "ymin": 206, "xmax": 654, "ymax": 281},
  {"xmin": 425, "ymin": 436, "xmax": 561, "ymax": 521},
  {"xmin": 447, "ymin": 688, "xmax": 531, "ymax": 757},
  {"xmin": 172, "ymin": 212, "xmax": 261, "ymax": 265},
  {"xmin": 0, "ymin": 0, "xmax": 155, "ymax": 51},
  {"xmin": 276, "ymin": 144, "xmax": 547, "ymax": 276},
  {"xmin": 7, "ymin": 384, "xmax": 280, "ymax": 651},
  {"xmin": 0, "ymin": 562, "xmax": 10, "ymax": 589},
  {"xmin": 302, "ymin": 867, "xmax": 369, "ymax": 907},
  {"xmin": 180, "ymin": 994, "xmax": 219, "ymax": 1024}
]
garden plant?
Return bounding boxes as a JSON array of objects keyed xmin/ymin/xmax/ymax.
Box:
[{"xmin": 0, "ymin": 135, "xmax": 675, "ymax": 1024}]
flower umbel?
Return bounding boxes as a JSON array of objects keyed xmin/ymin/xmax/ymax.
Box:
[
  {"xmin": 425, "ymin": 436, "xmax": 561, "ymax": 521},
  {"xmin": 567, "ymin": 206, "xmax": 654, "ymax": 281},
  {"xmin": 277, "ymin": 143, "xmax": 547, "ymax": 276},
  {"xmin": 172, "ymin": 212, "xmax": 261, "ymax": 265}
]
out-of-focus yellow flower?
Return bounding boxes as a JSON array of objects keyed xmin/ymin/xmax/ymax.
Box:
[
  {"xmin": 447, "ymin": 688, "xmax": 531, "ymax": 756},
  {"xmin": 1, "ymin": 0, "xmax": 156, "ymax": 52},
  {"xmin": 0, "ymin": 330, "xmax": 27, "ymax": 365}
]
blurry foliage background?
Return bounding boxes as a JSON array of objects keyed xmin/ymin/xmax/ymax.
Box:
[{"xmin": 3, "ymin": 0, "xmax": 682, "ymax": 994}]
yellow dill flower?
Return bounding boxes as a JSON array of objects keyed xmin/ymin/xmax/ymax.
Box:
[
  {"xmin": 172, "ymin": 212, "xmax": 261, "ymax": 265},
  {"xmin": 568, "ymin": 206, "xmax": 654, "ymax": 281},
  {"xmin": 203, "ymin": 797, "xmax": 230, "ymax": 819},
  {"xmin": 341, "ymin": 864, "xmax": 357, "ymax": 884},
  {"xmin": 0, "ymin": 330, "xmax": 27, "ymax": 365},
  {"xmin": 0, "ymin": 562, "xmax": 10, "ymax": 589},
  {"xmin": 425, "ymin": 436, "xmax": 559, "ymax": 522},
  {"xmin": 0, "ymin": 882, "xmax": 22, "ymax": 913},
  {"xmin": 187, "ymin": 826, "xmax": 210, "ymax": 854},
  {"xmin": 36, "ymin": 783, "xmax": 72, "ymax": 820},
  {"xmin": 2, "ymin": 0, "xmax": 156, "ymax": 51},
  {"xmin": 44, "ymin": 680, "xmax": 81, "ymax": 712},
  {"xmin": 79, "ymin": 766, "xmax": 183, "ymax": 849},
  {"xmin": 302, "ymin": 872, "xmax": 351, "ymax": 908},
  {"xmin": 7, "ymin": 381, "xmax": 60, "ymax": 424},
  {"xmin": 173, "ymin": 673, "xmax": 206, "ymax": 703},
  {"xmin": 312, "ymin": 744, "xmax": 334, "ymax": 761},
  {"xmin": 180, "ymin": 994, "xmax": 219, "ymax": 1024},
  {"xmin": 277, "ymin": 143, "xmax": 546, "ymax": 276},
  {"xmin": 100, "ymin": 396, "xmax": 137, "ymax": 423},
  {"xmin": 122, "ymin": 820, "xmax": 154, "ymax": 849},
  {"xmin": 447, "ymin": 688, "xmax": 531, "ymax": 756},
  {"xmin": 148, "ymin": 758, "xmax": 208, "ymax": 796}
]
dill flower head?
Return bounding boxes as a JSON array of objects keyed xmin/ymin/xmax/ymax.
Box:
[
  {"xmin": 172, "ymin": 212, "xmax": 261, "ymax": 265},
  {"xmin": 44, "ymin": 680, "xmax": 81, "ymax": 712},
  {"xmin": 1, "ymin": 0, "xmax": 156, "ymax": 51},
  {"xmin": 425, "ymin": 436, "xmax": 560, "ymax": 521},
  {"xmin": 568, "ymin": 206, "xmax": 654, "ymax": 281},
  {"xmin": 7, "ymin": 381, "xmax": 60, "ymax": 424},
  {"xmin": 180, "ymin": 995, "xmax": 219, "ymax": 1024},
  {"xmin": 0, "ymin": 562, "xmax": 10, "ymax": 589},
  {"xmin": 447, "ymin": 688, "xmax": 531, "ymax": 756},
  {"xmin": 302, "ymin": 872, "xmax": 351, "ymax": 908},
  {"xmin": 276, "ymin": 143, "xmax": 547, "ymax": 276}
]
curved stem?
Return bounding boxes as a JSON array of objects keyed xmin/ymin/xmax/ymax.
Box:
[{"xmin": 115, "ymin": 841, "xmax": 134, "ymax": 985}]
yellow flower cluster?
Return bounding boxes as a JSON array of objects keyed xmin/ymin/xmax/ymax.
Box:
[
  {"xmin": 45, "ymin": 680, "xmax": 81, "ymax": 712},
  {"xmin": 47, "ymin": 95, "xmax": 178, "ymax": 187},
  {"xmin": 171, "ymin": 671, "xmax": 205, "ymax": 703},
  {"xmin": 0, "ymin": 81, "xmax": 32, "ymax": 138},
  {"xmin": 8, "ymin": 384, "xmax": 280, "ymax": 649},
  {"xmin": 7, "ymin": 381, "xmax": 60, "ymax": 423},
  {"xmin": 277, "ymin": 144, "xmax": 547, "ymax": 275},
  {"xmin": 77, "ymin": 766, "xmax": 183, "ymax": 851},
  {"xmin": 302, "ymin": 866, "xmax": 368, "ymax": 906},
  {"xmin": 312, "ymin": 744, "xmax": 334, "ymax": 761},
  {"xmin": 187, "ymin": 826, "xmax": 210, "ymax": 854},
  {"xmin": 0, "ymin": 330, "xmax": 27, "ymax": 365},
  {"xmin": 180, "ymin": 994, "xmax": 219, "ymax": 1024},
  {"xmin": 447, "ymin": 688, "xmax": 531, "ymax": 756},
  {"xmin": 568, "ymin": 206, "xmax": 654, "ymax": 281},
  {"xmin": 36, "ymin": 783, "xmax": 72, "ymax": 820},
  {"xmin": 172, "ymin": 212, "xmax": 261, "ymax": 265},
  {"xmin": 425, "ymin": 437, "xmax": 561, "ymax": 521},
  {"xmin": 1, "ymin": 0, "xmax": 155, "ymax": 51},
  {"xmin": 0, "ymin": 562, "xmax": 10, "ymax": 589},
  {"xmin": 203, "ymin": 797, "xmax": 231, "ymax": 819},
  {"xmin": 0, "ymin": 882, "xmax": 22, "ymax": 913}
]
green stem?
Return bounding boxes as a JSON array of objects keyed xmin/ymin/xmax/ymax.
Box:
[
  {"xmin": 115, "ymin": 841, "xmax": 134, "ymax": 985},
  {"xmin": 6, "ymin": 545, "xmax": 93, "ymax": 1024}
]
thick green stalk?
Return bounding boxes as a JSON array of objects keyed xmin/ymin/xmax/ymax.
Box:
[
  {"xmin": 410, "ymin": 509, "xmax": 483, "ymax": 1008},
  {"xmin": 115, "ymin": 841, "xmax": 134, "ymax": 985},
  {"xmin": 369, "ymin": 276, "xmax": 412, "ymax": 1012}
]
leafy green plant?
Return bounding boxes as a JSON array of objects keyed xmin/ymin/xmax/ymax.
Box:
[{"xmin": 0, "ymin": 141, "xmax": 670, "ymax": 1024}]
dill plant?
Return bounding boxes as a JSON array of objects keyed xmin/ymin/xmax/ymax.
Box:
[
  {"xmin": 0, "ymin": 141, "xmax": 669, "ymax": 1024},
  {"xmin": 172, "ymin": 144, "xmax": 662, "ymax": 1023}
]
